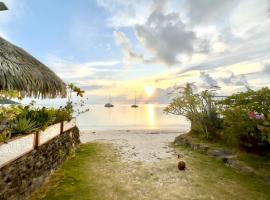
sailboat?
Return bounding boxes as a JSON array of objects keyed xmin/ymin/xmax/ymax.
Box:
[
  {"xmin": 104, "ymin": 94, "xmax": 114, "ymax": 108},
  {"xmin": 131, "ymin": 91, "xmax": 138, "ymax": 108}
]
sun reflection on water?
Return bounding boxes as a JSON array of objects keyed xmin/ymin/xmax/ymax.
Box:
[
  {"xmin": 147, "ymin": 104, "xmax": 156, "ymax": 129},
  {"xmin": 76, "ymin": 104, "xmax": 190, "ymax": 130}
]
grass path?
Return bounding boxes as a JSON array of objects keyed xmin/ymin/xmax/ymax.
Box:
[{"xmin": 30, "ymin": 142, "xmax": 270, "ymax": 200}]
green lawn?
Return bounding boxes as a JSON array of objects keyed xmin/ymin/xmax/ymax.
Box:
[{"xmin": 30, "ymin": 142, "xmax": 270, "ymax": 200}]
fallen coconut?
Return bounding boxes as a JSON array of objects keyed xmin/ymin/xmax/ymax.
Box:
[{"xmin": 178, "ymin": 161, "xmax": 186, "ymax": 171}]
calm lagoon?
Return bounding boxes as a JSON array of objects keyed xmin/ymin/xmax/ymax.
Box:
[{"xmin": 76, "ymin": 104, "xmax": 190, "ymax": 131}]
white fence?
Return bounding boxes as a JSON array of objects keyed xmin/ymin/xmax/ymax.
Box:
[
  {"xmin": 0, "ymin": 118, "xmax": 76, "ymax": 168},
  {"xmin": 39, "ymin": 123, "xmax": 62, "ymax": 145}
]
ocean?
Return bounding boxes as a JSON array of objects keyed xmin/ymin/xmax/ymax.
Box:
[{"xmin": 76, "ymin": 104, "xmax": 190, "ymax": 131}]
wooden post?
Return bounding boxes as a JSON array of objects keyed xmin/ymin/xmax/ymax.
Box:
[
  {"xmin": 33, "ymin": 131, "xmax": 39, "ymax": 149},
  {"xmin": 60, "ymin": 121, "xmax": 64, "ymax": 134}
]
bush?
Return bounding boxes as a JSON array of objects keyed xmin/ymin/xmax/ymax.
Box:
[
  {"xmin": 164, "ymin": 83, "xmax": 221, "ymax": 139},
  {"xmin": 0, "ymin": 103, "xmax": 73, "ymax": 138},
  {"xmin": 220, "ymin": 87, "xmax": 270, "ymax": 115},
  {"xmin": 12, "ymin": 118, "xmax": 38, "ymax": 135},
  {"xmin": 220, "ymin": 88, "xmax": 270, "ymax": 154},
  {"xmin": 16, "ymin": 106, "xmax": 56, "ymax": 130},
  {"xmin": 0, "ymin": 85, "xmax": 89, "ymax": 140}
]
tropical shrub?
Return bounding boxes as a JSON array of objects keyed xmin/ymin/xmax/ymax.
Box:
[
  {"xmin": 0, "ymin": 84, "xmax": 89, "ymax": 140},
  {"xmin": 221, "ymin": 87, "xmax": 270, "ymax": 115},
  {"xmin": 165, "ymin": 83, "xmax": 270, "ymax": 154},
  {"xmin": 164, "ymin": 83, "xmax": 221, "ymax": 139},
  {"xmin": 12, "ymin": 118, "xmax": 38, "ymax": 135},
  {"xmin": 220, "ymin": 88, "xmax": 270, "ymax": 153},
  {"xmin": 54, "ymin": 108, "xmax": 73, "ymax": 123},
  {"xmin": 16, "ymin": 106, "xmax": 55, "ymax": 130},
  {"xmin": 66, "ymin": 84, "xmax": 89, "ymax": 118},
  {"xmin": 0, "ymin": 105, "xmax": 23, "ymax": 140},
  {"xmin": 0, "ymin": 129, "xmax": 11, "ymax": 143}
]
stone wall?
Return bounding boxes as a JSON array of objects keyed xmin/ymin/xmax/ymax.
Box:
[{"xmin": 0, "ymin": 126, "xmax": 80, "ymax": 200}]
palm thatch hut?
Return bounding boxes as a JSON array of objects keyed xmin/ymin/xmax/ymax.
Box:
[
  {"xmin": 0, "ymin": 2, "xmax": 8, "ymax": 11},
  {"xmin": 0, "ymin": 37, "xmax": 66, "ymax": 98}
]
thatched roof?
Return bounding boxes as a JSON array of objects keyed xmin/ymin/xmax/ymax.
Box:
[
  {"xmin": 0, "ymin": 37, "xmax": 67, "ymax": 98},
  {"xmin": 0, "ymin": 2, "xmax": 8, "ymax": 11}
]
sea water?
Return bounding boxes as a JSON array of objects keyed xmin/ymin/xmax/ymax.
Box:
[{"xmin": 76, "ymin": 104, "xmax": 190, "ymax": 131}]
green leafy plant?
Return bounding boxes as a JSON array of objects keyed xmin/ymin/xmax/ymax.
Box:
[
  {"xmin": 67, "ymin": 83, "xmax": 85, "ymax": 100},
  {"xmin": 222, "ymin": 108, "xmax": 257, "ymax": 144},
  {"xmin": 164, "ymin": 83, "xmax": 221, "ymax": 139},
  {"xmin": 0, "ymin": 129, "xmax": 11, "ymax": 143},
  {"xmin": 0, "ymin": 85, "xmax": 89, "ymax": 139},
  {"xmin": 220, "ymin": 87, "xmax": 270, "ymax": 116},
  {"xmin": 55, "ymin": 109, "xmax": 72, "ymax": 123},
  {"xmin": 12, "ymin": 118, "xmax": 38, "ymax": 135},
  {"xmin": 220, "ymin": 88, "xmax": 270, "ymax": 154},
  {"xmin": 0, "ymin": 105, "xmax": 24, "ymax": 136},
  {"xmin": 64, "ymin": 83, "xmax": 89, "ymax": 118},
  {"xmin": 0, "ymin": 90, "xmax": 22, "ymax": 100}
]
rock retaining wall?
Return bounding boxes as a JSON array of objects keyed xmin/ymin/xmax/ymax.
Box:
[{"xmin": 0, "ymin": 126, "xmax": 80, "ymax": 200}]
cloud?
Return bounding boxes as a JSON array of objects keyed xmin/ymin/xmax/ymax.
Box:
[
  {"xmin": 84, "ymin": 60, "xmax": 121, "ymax": 67},
  {"xmin": 96, "ymin": 0, "xmax": 150, "ymax": 27},
  {"xmin": 80, "ymin": 85, "xmax": 105, "ymax": 91},
  {"xmin": 134, "ymin": 0, "xmax": 209, "ymax": 66},
  {"xmin": 114, "ymin": 31, "xmax": 150, "ymax": 66},
  {"xmin": 220, "ymin": 73, "xmax": 249, "ymax": 87},
  {"xmin": 199, "ymin": 72, "xmax": 220, "ymax": 89},
  {"xmin": 102, "ymin": 0, "xmax": 270, "ymax": 76},
  {"xmin": 140, "ymin": 87, "xmax": 172, "ymax": 103},
  {"xmin": 46, "ymin": 54, "xmax": 121, "ymax": 82},
  {"xmin": 184, "ymin": 0, "xmax": 236, "ymax": 25},
  {"xmin": 262, "ymin": 63, "xmax": 270, "ymax": 74},
  {"xmin": 113, "ymin": 0, "xmax": 210, "ymax": 67}
]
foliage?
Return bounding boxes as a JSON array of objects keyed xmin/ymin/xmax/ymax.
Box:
[
  {"xmin": 220, "ymin": 88, "xmax": 270, "ymax": 153},
  {"xmin": 16, "ymin": 105, "xmax": 56, "ymax": 130},
  {"xmin": 165, "ymin": 83, "xmax": 270, "ymax": 154},
  {"xmin": 220, "ymin": 87, "xmax": 270, "ymax": 115},
  {"xmin": 222, "ymin": 108, "xmax": 270, "ymax": 153},
  {"xmin": 0, "ymin": 90, "xmax": 22, "ymax": 100},
  {"xmin": 65, "ymin": 83, "xmax": 89, "ymax": 118},
  {"xmin": 0, "ymin": 105, "xmax": 23, "ymax": 137},
  {"xmin": 164, "ymin": 83, "xmax": 221, "ymax": 138},
  {"xmin": 54, "ymin": 108, "xmax": 72, "ymax": 123},
  {"xmin": 12, "ymin": 118, "xmax": 38, "ymax": 135},
  {"xmin": 67, "ymin": 83, "xmax": 85, "ymax": 100},
  {"xmin": 0, "ymin": 129, "xmax": 11, "ymax": 143},
  {"xmin": 0, "ymin": 84, "xmax": 89, "ymax": 140}
]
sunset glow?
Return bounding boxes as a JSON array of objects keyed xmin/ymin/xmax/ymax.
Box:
[
  {"xmin": 144, "ymin": 85, "xmax": 155, "ymax": 97},
  {"xmin": 3, "ymin": 0, "xmax": 270, "ymax": 104}
]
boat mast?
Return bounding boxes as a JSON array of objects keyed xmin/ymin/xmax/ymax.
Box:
[
  {"xmin": 109, "ymin": 93, "xmax": 111, "ymax": 103},
  {"xmin": 134, "ymin": 91, "xmax": 137, "ymax": 105}
]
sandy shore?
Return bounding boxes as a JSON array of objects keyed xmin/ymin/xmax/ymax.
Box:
[
  {"xmin": 33, "ymin": 129, "xmax": 270, "ymax": 200},
  {"xmin": 80, "ymin": 129, "xmax": 183, "ymax": 163}
]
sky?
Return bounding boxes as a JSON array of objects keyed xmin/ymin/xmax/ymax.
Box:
[{"xmin": 0, "ymin": 0, "xmax": 270, "ymax": 104}]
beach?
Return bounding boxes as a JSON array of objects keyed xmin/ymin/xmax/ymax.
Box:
[
  {"xmin": 31, "ymin": 129, "xmax": 270, "ymax": 200},
  {"xmin": 80, "ymin": 129, "xmax": 183, "ymax": 162},
  {"xmin": 2, "ymin": 1, "xmax": 270, "ymax": 199}
]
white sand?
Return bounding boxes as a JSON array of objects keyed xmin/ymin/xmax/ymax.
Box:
[{"xmin": 80, "ymin": 129, "xmax": 183, "ymax": 163}]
